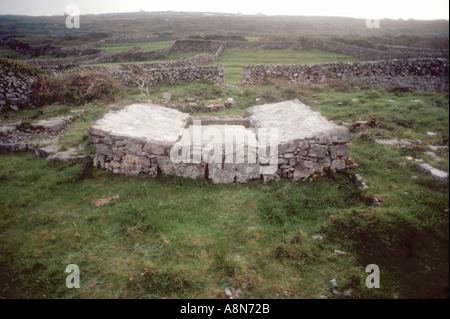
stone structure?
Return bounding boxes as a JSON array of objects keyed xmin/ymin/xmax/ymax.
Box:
[
  {"xmin": 0, "ymin": 59, "xmax": 46, "ymax": 112},
  {"xmin": 171, "ymin": 39, "xmax": 448, "ymax": 61},
  {"xmin": 89, "ymin": 100, "xmax": 350, "ymax": 183},
  {"xmin": 0, "ymin": 115, "xmax": 74, "ymax": 156},
  {"xmin": 24, "ymin": 51, "xmax": 106, "ymax": 71},
  {"xmin": 242, "ymin": 58, "xmax": 449, "ymax": 92},
  {"xmin": 106, "ymin": 65, "xmax": 225, "ymax": 86}
]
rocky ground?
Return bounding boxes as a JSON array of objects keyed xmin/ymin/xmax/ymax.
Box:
[{"xmin": 0, "ymin": 115, "xmax": 87, "ymax": 161}]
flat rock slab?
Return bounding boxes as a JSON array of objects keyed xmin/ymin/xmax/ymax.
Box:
[
  {"xmin": 418, "ymin": 163, "xmax": 448, "ymax": 182},
  {"xmin": 31, "ymin": 116, "xmax": 73, "ymax": 133},
  {"xmin": 245, "ymin": 99, "xmax": 350, "ymax": 146},
  {"xmin": 427, "ymin": 145, "xmax": 449, "ymax": 153},
  {"xmin": 90, "ymin": 104, "xmax": 190, "ymax": 143},
  {"xmin": 423, "ymin": 151, "xmax": 443, "ymax": 162},
  {"xmin": 49, "ymin": 147, "xmax": 87, "ymax": 161},
  {"xmin": 0, "ymin": 125, "xmax": 16, "ymax": 135},
  {"xmin": 375, "ymin": 139, "xmax": 412, "ymax": 147}
]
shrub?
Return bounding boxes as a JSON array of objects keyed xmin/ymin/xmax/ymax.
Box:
[
  {"xmin": 0, "ymin": 57, "xmax": 43, "ymax": 76},
  {"xmin": 44, "ymin": 70, "xmax": 124, "ymax": 106}
]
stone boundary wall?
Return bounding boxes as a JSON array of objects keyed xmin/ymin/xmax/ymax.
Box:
[
  {"xmin": 171, "ymin": 39, "xmax": 449, "ymax": 61},
  {"xmin": 20, "ymin": 38, "xmax": 448, "ymax": 72},
  {"xmin": 106, "ymin": 65, "xmax": 225, "ymax": 86},
  {"xmin": 89, "ymin": 46, "xmax": 174, "ymax": 64},
  {"xmin": 101, "ymin": 45, "xmax": 225, "ymax": 86},
  {"xmin": 23, "ymin": 51, "xmax": 107, "ymax": 71},
  {"xmin": 314, "ymin": 40, "xmax": 449, "ymax": 61},
  {"xmin": 242, "ymin": 58, "xmax": 449, "ymax": 92},
  {"xmin": 96, "ymin": 44, "xmax": 224, "ymax": 66},
  {"xmin": 0, "ymin": 72, "xmax": 42, "ymax": 112},
  {"xmin": 23, "ymin": 43, "xmax": 224, "ymax": 70}
]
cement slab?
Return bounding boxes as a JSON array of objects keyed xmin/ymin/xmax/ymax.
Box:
[{"xmin": 90, "ymin": 104, "xmax": 190, "ymax": 143}]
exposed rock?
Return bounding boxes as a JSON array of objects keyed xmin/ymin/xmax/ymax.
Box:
[
  {"xmin": 334, "ymin": 250, "xmax": 347, "ymax": 256},
  {"xmin": 372, "ymin": 197, "xmax": 381, "ymax": 207},
  {"xmin": 342, "ymin": 289, "xmax": 353, "ymax": 297},
  {"xmin": 417, "ymin": 163, "xmax": 448, "ymax": 182},
  {"xmin": 31, "ymin": 116, "xmax": 73, "ymax": 134},
  {"xmin": 427, "ymin": 145, "xmax": 449, "ymax": 153},
  {"xmin": 225, "ymin": 98, "xmax": 236, "ymax": 108},
  {"xmin": 375, "ymin": 138, "xmax": 412, "ymax": 148},
  {"xmin": 0, "ymin": 125, "xmax": 15, "ymax": 135},
  {"xmin": 162, "ymin": 93, "xmax": 172, "ymax": 101},
  {"xmin": 329, "ymin": 278, "xmax": 338, "ymax": 287},
  {"xmin": 35, "ymin": 138, "xmax": 60, "ymax": 157},
  {"xmin": 49, "ymin": 147, "xmax": 87, "ymax": 161},
  {"xmin": 423, "ymin": 151, "xmax": 443, "ymax": 162}
]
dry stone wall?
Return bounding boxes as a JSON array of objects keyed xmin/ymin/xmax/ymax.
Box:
[
  {"xmin": 106, "ymin": 65, "xmax": 224, "ymax": 86},
  {"xmin": 24, "ymin": 51, "xmax": 106, "ymax": 71},
  {"xmin": 242, "ymin": 58, "xmax": 449, "ymax": 92},
  {"xmin": 0, "ymin": 72, "xmax": 41, "ymax": 111},
  {"xmin": 103, "ymin": 45, "xmax": 225, "ymax": 86},
  {"xmin": 171, "ymin": 39, "xmax": 449, "ymax": 61}
]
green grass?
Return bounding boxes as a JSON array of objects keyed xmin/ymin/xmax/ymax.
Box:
[
  {"xmin": 0, "ymin": 155, "xmax": 373, "ymax": 299},
  {"xmin": 96, "ymin": 48, "xmax": 357, "ymax": 82},
  {"xmin": 0, "ymin": 81, "xmax": 448, "ymax": 299},
  {"xmin": 98, "ymin": 41, "xmax": 174, "ymax": 54},
  {"xmin": 96, "ymin": 51, "xmax": 214, "ymax": 66},
  {"xmin": 0, "ymin": 48, "xmax": 28, "ymax": 60},
  {"xmin": 214, "ymin": 49, "xmax": 360, "ymax": 85}
]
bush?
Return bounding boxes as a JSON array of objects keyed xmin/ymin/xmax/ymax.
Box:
[
  {"xmin": 0, "ymin": 57, "xmax": 43, "ymax": 76},
  {"xmin": 44, "ymin": 70, "xmax": 124, "ymax": 106}
]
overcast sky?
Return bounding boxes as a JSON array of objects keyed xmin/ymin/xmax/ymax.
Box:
[{"xmin": 0, "ymin": 0, "xmax": 448, "ymax": 20}]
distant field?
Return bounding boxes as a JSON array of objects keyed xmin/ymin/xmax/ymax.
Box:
[
  {"xmin": 99, "ymin": 41, "xmax": 174, "ymax": 54},
  {"xmin": 97, "ymin": 48, "xmax": 360, "ymax": 84},
  {"xmin": 214, "ymin": 49, "xmax": 360, "ymax": 85},
  {"xmin": 0, "ymin": 48, "xmax": 28, "ymax": 60},
  {"xmin": 96, "ymin": 51, "xmax": 214, "ymax": 66}
]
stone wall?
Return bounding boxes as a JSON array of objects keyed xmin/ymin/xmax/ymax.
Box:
[
  {"xmin": 106, "ymin": 65, "xmax": 225, "ymax": 86},
  {"xmin": 0, "ymin": 59, "xmax": 45, "ymax": 112},
  {"xmin": 102, "ymin": 45, "xmax": 225, "ymax": 86},
  {"xmin": 242, "ymin": 58, "xmax": 449, "ymax": 92},
  {"xmin": 0, "ymin": 72, "xmax": 41, "ymax": 112},
  {"xmin": 89, "ymin": 46, "xmax": 174, "ymax": 64},
  {"xmin": 170, "ymin": 39, "xmax": 449, "ymax": 61},
  {"xmin": 24, "ymin": 51, "xmax": 107, "ymax": 71}
]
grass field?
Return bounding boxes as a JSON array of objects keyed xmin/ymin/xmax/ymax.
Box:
[
  {"xmin": 95, "ymin": 47, "xmax": 359, "ymax": 84},
  {"xmin": 98, "ymin": 41, "xmax": 174, "ymax": 54},
  {"xmin": 0, "ymin": 48, "xmax": 28, "ymax": 60},
  {"xmin": 0, "ymin": 79, "xmax": 448, "ymax": 299},
  {"xmin": 213, "ymin": 50, "xmax": 360, "ymax": 85}
]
